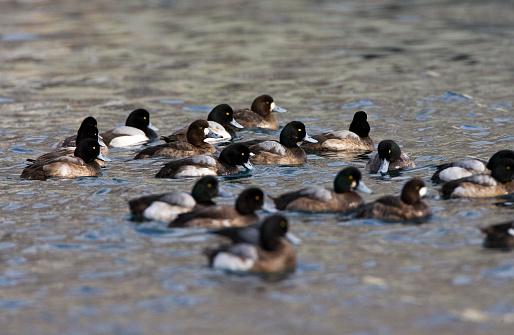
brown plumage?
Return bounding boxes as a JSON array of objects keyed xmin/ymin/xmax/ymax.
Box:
[{"xmin": 230, "ymin": 94, "xmax": 287, "ymax": 130}]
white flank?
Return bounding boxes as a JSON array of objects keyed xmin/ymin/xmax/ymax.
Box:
[
  {"xmin": 143, "ymin": 202, "xmax": 192, "ymax": 222},
  {"xmin": 439, "ymin": 167, "xmax": 473, "ymax": 181},
  {"xmin": 176, "ymin": 166, "xmax": 216, "ymax": 178},
  {"xmin": 109, "ymin": 135, "xmax": 148, "ymax": 147},
  {"xmin": 159, "ymin": 192, "xmax": 196, "ymax": 207},
  {"xmin": 329, "ymin": 130, "xmax": 360, "ymax": 141},
  {"xmin": 213, "ymin": 252, "xmax": 255, "ymax": 271},
  {"xmin": 456, "ymin": 159, "xmax": 486, "ymax": 172},
  {"xmin": 300, "ymin": 186, "xmax": 332, "ymax": 201},
  {"xmin": 191, "ymin": 155, "xmax": 217, "ymax": 166},
  {"xmin": 467, "ymin": 174, "xmax": 497, "ymax": 186},
  {"xmin": 258, "ymin": 141, "xmax": 286, "ymax": 156}
]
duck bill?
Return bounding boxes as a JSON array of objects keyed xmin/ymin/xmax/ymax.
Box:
[
  {"xmin": 98, "ymin": 140, "xmax": 106, "ymax": 147},
  {"xmin": 285, "ymin": 232, "xmax": 302, "ymax": 245},
  {"xmin": 98, "ymin": 134, "xmax": 104, "ymax": 140},
  {"xmin": 97, "ymin": 152, "xmax": 111, "ymax": 162},
  {"xmin": 230, "ymin": 119, "xmax": 244, "ymax": 129},
  {"xmin": 272, "ymin": 105, "xmax": 287, "ymax": 113},
  {"xmin": 378, "ymin": 159, "xmax": 390, "ymax": 173},
  {"xmin": 148, "ymin": 123, "xmax": 159, "ymax": 131},
  {"xmin": 356, "ymin": 181, "xmax": 373, "ymax": 194},
  {"xmin": 205, "ymin": 128, "xmax": 223, "ymax": 139},
  {"xmin": 303, "ymin": 134, "xmax": 318, "ymax": 143},
  {"xmin": 243, "ymin": 161, "xmax": 253, "ymax": 170}
]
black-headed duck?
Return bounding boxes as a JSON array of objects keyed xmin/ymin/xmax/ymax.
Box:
[
  {"xmin": 239, "ymin": 121, "xmax": 317, "ymax": 165},
  {"xmin": 58, "ymin": 116, "xmax": 108, "ymax": 154},
  {"xmin": 441, "ymin": 158, "xmax": 514, "ymax": 199},
  {"xmin": 129, "ymin": 176, "xmax": 219, "ymax": 222},
  {"xmin": 481, "ymin": 221, "xmax": 514, "ymax": 250},
  {"xmin": 162, "ymin": 104, "xmax": 243, "ymax": 144},
  {"xmin": 204, "ymin": 214, "xmax": 296, "ymax": 273},
  {"xmin": 231, "ymin": 94, "xmax": 287, "ymax": 130},
  {"xmin": 356, "ymin": 178, "xmax": 431, "ymax": 221},
  {"xmin": 20, "ymin": 139, "xmax": 110, "ymax": 180},
  {"xmin": 134, "ymin": 120, "xmax": 220, "ymax": 159},
  {"xmin": 272, "ymin": 166, "xmax": 373, "ymax": 212},
  {"xmin": 366, "ymin": 139, "xmax": 415, "ymax": 173},
  {"xmin": 101, "ymin": 109, "xmax": 159, "ymax": 147},
  {"xmin": 301, "ymin": 111, "xmax": 373, "ymax": 152},
  {"xmin": 432, "ymin": 150, "xmax": 514, "ymax": 182},
  {"xmin": 168, "ymin": 187, "xmax": 264, "ymax": 228},
  {"xmin": 155, "ymin": 143, "xmax": 253, "ymax": 179}
]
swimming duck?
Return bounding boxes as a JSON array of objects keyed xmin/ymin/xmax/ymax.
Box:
[
  {"xmin": 162, "ymin": 104, "xmax": 243, "ymax": 144},
  {"xmin": 356, "ymin": 178, "xmax": 430, "ymax": 221},
  {"xmin": 441, "ymin": 158, "xmax": 514, "ymax": 199},
  {"xmin": 204, "ymin": 214, "xmax": 296, "ymax": 273},
  {"xmin": 30, "ymin": 123, "xmax": 107, "ymax": 163},
  {"xmin": 168, "ymin": 187, "xmax": 264, "ymax": 228},
  {"xmin": 58, "ymin": 116, "xmax": 108, "ymax": 154},
  {"xmin": 231, "ymin": 94, "xmax": 287, "ymax": 130},
  {"xmin": 481, "ymin": 220, "xmax": 514, "ymax": 249},
  {"xmin": 431, "ymin": 150, "xmax": 514, "ymax": 182},
  {"xmin": 100, "ymin": 109, "xmax": 159, "ymax": 147},
  {"xmin": 128, "ymin": 176, "xmax": 219, "ymax": 222},
  {"xmin": 272, "ymin": 166, "xmax": 373, "ymax": 212},
  {"xmin": 238, "ymin": 121, "xmax": 317, "ymax": 165},
  {"xmin": 366, "ymin": 139, "xmax": 415, "ymax": 173},
  {"xmin": 20, "ymin": 139, "xmax": 110, "ymax": 180},
  {"xmin": 133, "ymin": 120, "xmax": 220, "ymax": 159},
  {"xmin": 155, "ymin": 143, "xmax": 253, "ymax": 179},
  {"xmin": 301, "ymin": 111, "xmax": 373, "ymax": 152}
]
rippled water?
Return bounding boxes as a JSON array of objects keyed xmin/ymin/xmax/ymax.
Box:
[{"xmin": 1, "ymin": 0, "xmax": 514, "ymax": 334}]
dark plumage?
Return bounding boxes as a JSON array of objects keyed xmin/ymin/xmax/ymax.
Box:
[
  {"xmin": 366, "ymin": 139, "xmax": 415, "ymax": 173},
  {"xmin": 272, "ymin": 166, "xmax": 373, "ymax": 212},
  {"xmin": 301, "ymin": 111, "xmax": 374, "ymax": 152},
  {"xmin": 481, "ymin": 221, "xmax": 514, "ymax": 249},
  {"xmin": 204, "ymin": 214, "xmax": 296, "ymax": 273},
  {"xmin": 168, "ymin": 188, "xmax": 264, "ymax": 228},
  {"xmin": 441, "ymin": 158, "xmax": 514, "ymax": 199},
  {"xmin": 101, "ymin": 109, "xmax": 159, "ymax": 147},
  {"xmin": 356, "ymin": 178, "xmax": 431, "ymax": 221},
  {"xmin": 133, "ymin": 120, "xmax": 219, "ymax": 159},
  {"xmin": 230, "ymin": 94, "xmax": 287, "ymax": 130}
]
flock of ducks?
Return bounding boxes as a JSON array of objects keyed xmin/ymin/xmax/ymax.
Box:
[{"xmin": 19, "ymin": 95, "xmax": 514, "ymax": 274}]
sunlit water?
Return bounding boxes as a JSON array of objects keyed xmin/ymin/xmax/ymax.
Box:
[{"xmin": 1, "ymin": 0, "xmax": 514, "ymax": 334}]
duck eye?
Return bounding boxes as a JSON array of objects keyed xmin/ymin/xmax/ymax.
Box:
[
  {"xmin": 226, "ymin": 112, "xmax": 229, "ymax": 116},
  {"xmin": 241, "ymin": 153, "xmax": 245, "ymax": 156},
  {"xmin": 349, "ymin": 175, "xmax": 353, "ymax": 180},
  {"xmin": 388, "ymin": 149, "xmax": 391, "ymax": 154},
  {"xmin": 298, "ymin": 129, "xmax": 302, "ymax": 132},
  {"xmin": 255, "ymin": 196, "xmax": 260, "ymax": 200},
  {"xmin": 280, "ymin": 221, "xmax": 287, "ymax": 228},
  {"xmin": 199, "ymin": 126, "xmax": 203, "ymax": 130},
  {"xmin": 144, "ymin": 117, "xmax": 147, "ymax": 120},
  {"xmin": 266, "ymin": 101, "xmax": 269, "ymax": 104},
  {"xmin": 416, "ymin": 186, "xmax": 420, "ymax": 190},
  {"xmin": 93, "ymin": 146, "xmax": 96, "ymax": 150},
  {"xmin": 207, "ymin": 183, "xmax": 212, "ymax": 188}
]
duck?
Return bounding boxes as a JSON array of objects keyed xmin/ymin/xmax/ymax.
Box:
[
  {"xmin": 441, "ymin": 158, "xmax": 514, "ymax": 199},
  {"xmin": 100, "ymin": 108, "xmax": 159, "ymax": 147},
  {"xmin": 238, "ymin": 121, "xmax": 317, "ymax": 165},
  {"xmin": 168, "ymin": 187, "xmax": 264, "ymax": 228},
  {"xmin": 230, "ymin": 94, "xmax": 287, "ymax": 130},
  {"xmin": 20, "ymin": 139, "xmax": 110, "ymax": 180},
  {"xmin": 128, "ymin": 176, "xmax": 219, "ymax": 222},
  {"xmin": 29, "ymin": 123, "xmax": 107, "ymax": 163},
  {"xmin": 272, "ymin": 166, "xmax": 373, "ymax": 212},
  {"xmin": 162, "ymin": 104, "xmax": 243, "ymax": 144},
  {"xmin": 431, "ymin": 149, "xmax": 514, "ymax": 182},
  {"xmin": 155, "ymin": 143, "xmax": 253, "ymax": 179},
  {"xmin": 58, "ymin": 116, "xmax": 108, "ymax": 154},
  {"xmin": 481, "ymin": 220, "xmax": 514, "ymax": 249},
  {"xmin": 366, "ymin": 139, "xmax": 415, "ymax": 173},
  {"xmin": 301, "ymin": 111, "xmax": 373, "ymax": 152},
  {"xmin": 203, "ymin": 214, "xmax": 296, "ymax": 273},
  {"xmin": 133, "ymin": 120, "xmax": 220, "ymax": 159},
  {"xmin": 356, "ymin": 178, "xmax": 431, "ymax": 221}
]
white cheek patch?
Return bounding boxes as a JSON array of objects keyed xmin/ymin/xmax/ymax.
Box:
[
  {"xmin": 419, "ymin": 187, "xmax": 427, "ymax": 197},
  {"xmin": 270, "ymin": 102, "xmax": 276, "ymax": 112},
  {"xmin": 204, "ymin": 128, "xmax": 210, "ymax": 136},
  {"xmin": 508, "ymin": 228, "xmax": 514, "ymax": 237},
  {"xmin": 439, "ymin": 167, "xmax": 473, "ymax": 181}
]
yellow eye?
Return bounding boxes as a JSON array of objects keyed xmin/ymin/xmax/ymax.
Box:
[
  {"xmin": 93, "ymin": 146, "xmax": 96, "ymax": 150},
  {"xmin": 255, "ymin": 196, "xmax": 260, "ymax": 200},
  {"xmin": 388, "ymin": 149, "xmax": 391, "ymax": 154},
  {"xmin": 226, "ymin": 112, "xmax": 229, "ymax": 116},
  {"xmin": 266, "ymin": 101, "xmax": 269, "ymax": 104},
  {"xmin": 298, "ymin": 129, "xmax": 302, "ymax": 132},
  {"xmin": 144, "ymin": 117, "xmax": 147, "ymax": 120},
  {"xmin": 416, "ymin": 186, "xmax": 420, "ymax": 190},
  {"xmin": 207, "ymin": 183, "xmax": 212, "ymax": 188},
  {"xmin": 199, "ymin": 127, "xmax": 203, "ymax": 130},
  {"xmin": 280, "ymin": 221, "xmax": 287, "ymax": 228},
  {"xmin": 241, "ymin": 153, "xmax": 245, "ymax": 156},
  {"xmin": 349, "ymin": 175, "xmax": 353, "ymax": 180}
]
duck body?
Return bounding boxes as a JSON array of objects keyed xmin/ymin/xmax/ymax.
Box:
[
  {"xmin": 302, "ymin": 111, "xmax": 374, "ymax": 152},
  {"xmin": 272, "ymin": 166, "xmax": 373, "ymax": 212},
  {"xmin": 231, "ymin": 94, "xmax": 287, "ymax": 130},
  {"xmin": 101, "ymin": 109, "xmax": 159, "ymax": 147},
  {"xmin": 356, "ymin": 178, "xmax": 430, "ymax": 221},
  {"xmin": 204, "ymin": 215, "xmax": 296, "ymax": 273},
  {"xmin": 155, "ymin": 143, "xmax": 253, "ymax": 179},
  {"xmin": 481, "ymin": 221, "xmax": 514, "ymax": 249}
]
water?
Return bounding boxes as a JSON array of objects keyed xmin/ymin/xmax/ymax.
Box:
[{"xmin": 1, "ymin": 0, "xmax": 514, "ymax": 334}]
